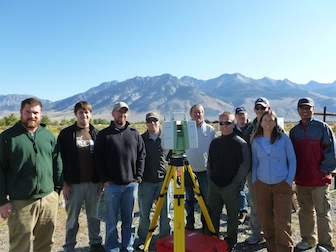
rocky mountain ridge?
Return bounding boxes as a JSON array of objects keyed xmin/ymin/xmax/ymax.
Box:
[{"xmin": 1, "ymin": 73, "xmax": 336, "ymax": 122}]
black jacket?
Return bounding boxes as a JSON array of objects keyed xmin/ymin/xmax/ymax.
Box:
[
  {"xmin": 208, "ymin": 133, "xmax": 250, "ymax": 187},
  {"xmin": 57, "ymin": 123, "xmax": 100, "ymax": 184},
  {"xmin": 141, "ymin": 130, "xmax": 168, "ymax": 183},
  {"xmin": 94, "ymin": 121, "xmax": 146, "ymax": 185}
]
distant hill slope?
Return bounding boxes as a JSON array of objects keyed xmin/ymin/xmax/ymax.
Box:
[{"xmin": 1, "ymin": 73, "xmax": 336, "ymax": 122}]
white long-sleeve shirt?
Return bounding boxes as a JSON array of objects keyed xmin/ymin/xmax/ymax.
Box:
[{"xmin": 185, "ymin": 121, "xmax": 217, "ymax": 172}]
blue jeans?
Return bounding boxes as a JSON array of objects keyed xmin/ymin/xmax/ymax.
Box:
[
  {"xmin": 239, "ymin": 180, "xmax": 248, "ymax": 212},
  {"xmin": 185, "ymin": 171, "xmax": 208, "ymax": 226},
  {"xmin": 104, "ymin": 182, "xmax": 138, "ymax": 252},
  {"xmin": 137, "ymin": 181, "xmax": 171, "ymax": 244}
]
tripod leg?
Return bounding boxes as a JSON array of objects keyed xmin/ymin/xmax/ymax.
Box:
[
  {"xmin": 185, "ymin": 164, "xmax": 216, "ymax": 235},
  {"xmin": 143, "ymin": 165, "xmax": 174, "ymax": 251},
  {"xmin": 173, "ymin": 165, "xmax": 185, "ymax": 252}
]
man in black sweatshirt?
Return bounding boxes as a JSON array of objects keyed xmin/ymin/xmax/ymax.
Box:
[
  {"xmin": 95, "ymin": 102, "xmax": 146, "ymax": 252},
  {"xmin": 206, "ymin": 111, "xmax": 250, "ymax": 252}
]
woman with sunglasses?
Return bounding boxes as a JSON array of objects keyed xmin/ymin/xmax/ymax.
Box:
[{"xmin": 251, "ymin": 110, "xmax": 296, "ymax": 252}]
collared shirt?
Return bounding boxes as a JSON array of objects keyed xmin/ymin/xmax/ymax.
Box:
[
  {"xmin": 252, "ymin": 134, "xmax": 296, "ymax": 185},
  {"xmin": 185, "ymin": 121, "xmax": 217, "ymax": 172}
]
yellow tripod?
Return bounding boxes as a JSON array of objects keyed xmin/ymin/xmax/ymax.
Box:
[{"xmin": 143, "ymin": 153, "xmax": 216, "ymax": 251}]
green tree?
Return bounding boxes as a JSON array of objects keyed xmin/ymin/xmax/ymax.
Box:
[
  {"xmin": 93, "ymin": 118, "xmax": 109, "ymax": 125},
  {"xmin": 60, "ymin": 117, "xmax": 77, "ymax": 126},
  {"xmin": 60, "ymin": 118, "xmax": 68, "ymax": 125},
  {"xmin": 4, "ymin": 114, "xmax": 18, "ymax": 126},
  {"xmin": 69, "ymin": 117, "xmax": 76, "ymax": 125},
  {"xmin": 41, "ymin": 115, "xmax": 52, "ymax": 125},
  {"xmin": 51, "ymin": 120, "xmax": 59, "ymax": 126}
]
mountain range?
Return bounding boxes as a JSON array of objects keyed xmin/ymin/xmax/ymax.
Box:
[{"xmin": 1, "ymin": 73, "xmax": 336, "ymax": 122}]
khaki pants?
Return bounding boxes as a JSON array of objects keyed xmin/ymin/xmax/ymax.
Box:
[
  {"xmin": 255, "ymin": 180, "xmax": 294, "ymax": 252},
  {"xmin": 296, "ymin": 185, "xmax": 334, "ymax": 251},
  {"xmin": 8, "ymin": 191, "xmax": 59, "ymax": 252}
]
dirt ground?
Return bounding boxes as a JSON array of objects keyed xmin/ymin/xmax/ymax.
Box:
[{"xmin": 0, "ymin": 189, "xmax": 335, "ymax": 252}]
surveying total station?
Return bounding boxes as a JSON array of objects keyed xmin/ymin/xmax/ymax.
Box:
[{"xmin": 143, "ymin": 113, "xmax": 216, "ymax": 251}]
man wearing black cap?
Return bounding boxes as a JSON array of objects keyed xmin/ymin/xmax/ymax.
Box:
[
  {"xmin": 135, "ymin": 112, "xmax": 171, "ymax": 251},
  {"xmin": 95, "ymin": 102, "xmax": 146, "ymax": 252},
  {"xmin": 234, "ymin": 107, "xmax": 251, "ymax": 138},
  {"xmin": 290, "ymin": 97, "xmax": 335, "ymax": 252},
  {"xmin": 233, "ymin": 106, "xmax": 252, "ymax": 224}
]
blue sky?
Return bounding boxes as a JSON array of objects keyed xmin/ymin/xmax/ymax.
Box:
[{"xmin": 1, "ymin": 1, "xmax": 336, "ymax": 101}]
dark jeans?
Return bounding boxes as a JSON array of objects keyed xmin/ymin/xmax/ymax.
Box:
[
  {"xmin": 185, "ymin": 171, "xmax": 208, "ymax": 227},
  {"xmin": 206, "ymin": 180, "xmax": 239, "ymax": 244}
]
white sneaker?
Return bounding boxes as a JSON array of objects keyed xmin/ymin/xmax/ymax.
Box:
[
  {"xmin": 296, "ymin": 241, "xmax": 313, "ymax": 250},
  {"xmin": 245, "ymin": 235, "xmax": 263, "ymax": 245}
]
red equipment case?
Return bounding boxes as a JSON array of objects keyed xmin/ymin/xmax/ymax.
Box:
[{"xmin": 156, "ymin": 230, "xmax": 228, "ymax": 252}]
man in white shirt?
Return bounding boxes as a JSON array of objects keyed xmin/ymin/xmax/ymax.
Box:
[{"xmin": 185, "ymin": 104, "xmax": 217, "ymax": 230}]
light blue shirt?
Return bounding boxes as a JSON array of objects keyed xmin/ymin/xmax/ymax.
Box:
[
  {"xmin": 185, "ymin": 121, "xmax": 217, "ymax": 172},
  {"xmin": 252, "ymin": 133, "xmax": 296, "ymax": 185}
]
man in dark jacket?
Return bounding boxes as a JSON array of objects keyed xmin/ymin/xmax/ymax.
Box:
[
  {"xmin": 233, "ymin": 106, "xmax": 251, "ymax": 224},
  {"xmin": 135, "ymin": 112, "xmax": 171, "ymax": 251},
  {"xmin": 0, "ymin": 97, "xmax": 63, "ymax": 252},
  {"xmin": 206, "ymin": 111, "xmax": 250, "ymax": 252},
  {"xmin": 290, "ymin": 97, "xmax": 336, "ymax": 252},
  {"xmin": 58, "ymin": 101, "xmax": 105, "ymax": 252},
  {"xmin": 95, "ymin": 102, "xmax": 146, "ymax": 252}
]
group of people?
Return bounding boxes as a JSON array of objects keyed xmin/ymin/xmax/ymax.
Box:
[
  {"xmin": 201, "ymin": 97, "xmax": 335, "ymax": 252},
  {"xmin": 0, "ymin": 96, "xmax": 335, "ymax": 252}
]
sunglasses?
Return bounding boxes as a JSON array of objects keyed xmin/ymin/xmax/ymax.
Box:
[
  {"xmin": 255, "ymin": 106, "xmax": 266, "ymax": 111},
  {"xmin": 146, "ymin": 118, "xmax": 158, "ymax": 123},
  {"xmin": 219, "ymin": 121, "xmax": 233, "ymax": 126}
]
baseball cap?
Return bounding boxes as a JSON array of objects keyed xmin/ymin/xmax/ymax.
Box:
[
  {"xmin": 146, "ymin": 112, "xmax": 160, "ymax": 121},
  {"xmin": 298, "ymin": 97, "xmax": 314, "ymax": 108},
  {"xmin": 255, "ymin": 97, "xmax": 270, "ymax": 108},
  {"xmin": 235, "ymin": 107, "xmax": 246, "ymax": 114},
  {"xmin": 113, "ymin": 102, "xmax": 129, "ymax": 111}
]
